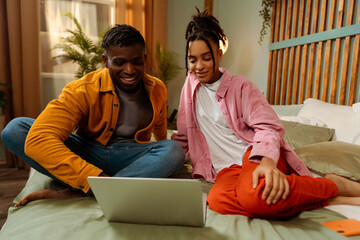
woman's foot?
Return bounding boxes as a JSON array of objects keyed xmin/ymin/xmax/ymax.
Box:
[
  {"xmin": 15, "ymin": 188, "xmax": 85, "ymax": 207},
  {"xmin": 328, "ymin": 196, "xmax": 360, "ymax": 206},
  {"xmin": 324, "ymin": 174, "xmax": 360, "ymax": 197}
]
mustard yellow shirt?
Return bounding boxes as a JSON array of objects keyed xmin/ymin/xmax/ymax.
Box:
[{"xmin": 25, "ymin": 69, "xmax": 167, "ymax": 192}]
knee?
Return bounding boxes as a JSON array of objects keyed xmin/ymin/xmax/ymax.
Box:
[
  {"xmin": 1, "ymin": 117, "xmax": 33, "ymax": 148},
  {"xmin": 207, "ymin": 183, "xmax": 242, "ymax": 215},
  {"xmin": 207, "ymin": 188, "xmax": 228, "ymax": 214},
  {"xmin": 156, "ymin": 140, "xmax": 185, "ymax": 175},
  {"xmin": 162, "ymin": 140, "xmax": 185, "ymax": 163}
]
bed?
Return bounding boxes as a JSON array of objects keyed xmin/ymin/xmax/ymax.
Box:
[{"xmin": 1, "ymin": 98, "xmax": 360, "ymax": 240}]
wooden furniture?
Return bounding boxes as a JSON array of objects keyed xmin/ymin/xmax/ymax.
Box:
[{"xmin": 267, "ymin": 0, "xmax": 360, "ymax": 106}]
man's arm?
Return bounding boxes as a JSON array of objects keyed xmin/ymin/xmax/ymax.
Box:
[{"xmin": 25, "ymin": 85, "xmax": 102, "ymax": 193}]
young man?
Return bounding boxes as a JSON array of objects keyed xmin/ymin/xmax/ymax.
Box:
[{"xmin": 1, "ymin": 24, "xmax": 184, "ymax": 206}]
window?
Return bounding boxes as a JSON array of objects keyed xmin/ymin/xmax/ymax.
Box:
[{"xmin": 39, "ymin": 0, "xmax": 115, "ymax": 108}]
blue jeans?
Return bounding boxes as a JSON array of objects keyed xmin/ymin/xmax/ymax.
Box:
[{"xmin": 1, "ymin": 117, "xmax": 185, "ymax": 189}]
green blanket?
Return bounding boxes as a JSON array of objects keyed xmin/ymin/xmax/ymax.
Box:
[{"xmin": 1, "ymin": 171, "xmax": 359, "ymax": 240}]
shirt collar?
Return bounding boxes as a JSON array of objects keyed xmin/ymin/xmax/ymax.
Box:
[
  {"xmin": 100, "ymin": 68, "xmax": 115, "ymax": 92},
  {"xmin": 188, "ymin": 67, "xmax": 232, "ymax": 101},
  {"xmin": 215, "ymin": 68, "xmax": 232, "ymax": 100}
]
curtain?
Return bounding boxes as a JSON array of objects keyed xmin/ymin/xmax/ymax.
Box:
[
  {"xmin": 115, "ymin": 0, "xmax": 167, "ymax": 73},
  {"xmin": 0, "ymin": 0, "xmax": 41, "ymax": 169}
]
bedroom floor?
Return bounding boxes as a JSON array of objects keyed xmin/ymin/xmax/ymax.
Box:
[{"xmin": 0, "ymin": 165, "xmax": 29, "ymax": 229}]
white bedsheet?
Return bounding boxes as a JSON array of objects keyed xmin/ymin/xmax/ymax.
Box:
[{"xmin": 325, "ymin": 205, "xmax": 360, "ymax": 221}]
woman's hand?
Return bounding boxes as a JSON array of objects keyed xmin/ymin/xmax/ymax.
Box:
[{"xmin": 252, "ymin": 157, "xmax": 290, "ymax": 205}]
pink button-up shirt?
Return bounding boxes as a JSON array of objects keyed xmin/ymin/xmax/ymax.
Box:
[{"xmin": 172, "ymin": 68, "xmax": 312, "ymax": 183}]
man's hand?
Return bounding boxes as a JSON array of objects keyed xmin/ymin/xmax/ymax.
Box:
[{"xmin": 252, "ymin": 157, "xmax": 290, "ymax": 205}]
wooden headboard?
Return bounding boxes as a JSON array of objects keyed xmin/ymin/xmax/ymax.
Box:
[{"xmin": 266, "ymin": 0, "xmax": 360, "ymax": 106}]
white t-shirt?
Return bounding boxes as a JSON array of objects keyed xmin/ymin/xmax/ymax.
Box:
[{"xmin": 195, "ymin": 77, "xmax": 250, "ymax": 173}]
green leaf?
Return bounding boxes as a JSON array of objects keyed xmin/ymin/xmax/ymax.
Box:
[{"xmin": 52, "ymin": 12, "xmax": 110, "ymax": 78}]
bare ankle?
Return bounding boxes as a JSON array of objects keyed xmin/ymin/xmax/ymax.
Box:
[
  {"xmin": 325, "ymin": 174, "xmax": 360, "ymax": 197},
  {"xmin": 328, "ymin": 196, "xmax": 360, "ymax": 206}
]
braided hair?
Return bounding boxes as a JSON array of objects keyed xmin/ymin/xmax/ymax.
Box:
[
  {"xmin": 185, "ymin": 8, "xmax": 227, "ymax": 73},
  {"xmin": 101, "ymin": 24, "xmax": 145, "ymax": 51}
]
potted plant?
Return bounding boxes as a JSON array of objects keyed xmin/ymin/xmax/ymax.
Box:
[
  {"xmin": 146, "ymin": 42, "xmax": 181, "ymax": 129},
  {"xmin": 52, "ymin": 12, "xmax": 109, "ymax": 78},
  {"xmin": 148, "ymin": 42, "xmax": 182, "ymax": 87},
  {"xmin": 258, "ymin": 0, "xmax": 274, "ymax": 45}
]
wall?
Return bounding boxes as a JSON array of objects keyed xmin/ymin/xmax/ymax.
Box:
[{"xmin": 166, "ymin": 0, "xmax": 271, "ymax": 115}]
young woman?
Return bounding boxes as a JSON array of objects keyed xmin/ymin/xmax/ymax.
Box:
[{"xmin": 171, "ymin": 9, "xmax": 360, "ymax": 219}]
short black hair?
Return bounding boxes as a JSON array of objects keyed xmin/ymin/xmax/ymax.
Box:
[
  {"xmin": 185, "ymin": 8, "xmax": 227, "ymax": 73},
  {"xmin": 101, "ymin": 24, "xmax": 145, "ymax": 50}
]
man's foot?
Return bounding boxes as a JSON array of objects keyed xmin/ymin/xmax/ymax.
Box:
[
  {"xmin": 15, "ymin": 188, "xmax": 85, "ymax": 207},
  {"xmin": 324, "ymin": 174, "xmax": 360, "ymax": 197}
]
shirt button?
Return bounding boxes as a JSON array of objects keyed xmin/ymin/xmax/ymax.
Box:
[
  {"xmin": 79, "ymin": 185, "xmax": 85, "ymax": 189},
  {"xmin": 114, "ymin": 103, "xmax": 119, "ymax": 107}
]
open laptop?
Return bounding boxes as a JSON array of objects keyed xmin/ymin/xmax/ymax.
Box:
[{"xmin": 87, "ymin": 177, "xmax": 207, "ymax": 227}]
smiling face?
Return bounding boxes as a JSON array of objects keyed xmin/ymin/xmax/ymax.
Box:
[
  {"xmin": 102, "ymin": 44, "xmax": 146, "ymax": 93},
  {"xmin": 187, "ymin": 39, "xmax": 223, "ymax": 84}
]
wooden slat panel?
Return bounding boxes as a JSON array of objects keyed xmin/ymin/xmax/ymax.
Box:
[
  {"xmin": 281, "ymin": 0, "xmax": 293, "ymax": 105},
  {"xmin": 339, "ymin": 0, "xmax": 355, "ymax": 104},
  {"xmin": 287, "ymin": 47, "xmax": 296, "ymax": 104},
  {"xmin": 307, "ymin": 0, "xmax": 320, "ymax": 99},
  {"xmin": 270, "ymin": 0, "xmax": 282, "ymax": 104},
  {"xmin": 269, "ymin": 0, "xmax": 359, "ymax": 106},
  {"xmin": 271, "ymin": 50, "xmax": 278, "ymax": 104},
  {"xmin": 314, "ymin": 0, "xmax": 328, "ymax": 99},
  {"xmin": 349, "ymin": 34, "xmax": 360, "ymax": 105},
  {"xmin": 300, "ymin": 0, "xmax": 313, "ymax": 103},
  {"xmin": 269, "ymin": 0, "xmax": 277, "ymax": 43},
  {"xmin": 350, "ymin": 11, "xmax": 360, "ymax": 104},
  {"xmin": 275, "ymin": 52, "xmax": 283, "ymax": 105},
  {"xmin": 266, "ymin": 0, "xmax": 277, "ymax": 103},
  {"xmin": 330, "ymin": 0, "xmax": 345, "ymax": 103},
  {"xmin": 267, "ymin": 51, "xmax": 274, "ymax": 103},
  {"xmin": 287, "ymin": 0, "xmax": 300, "ymax": 104},
  {"xmin": 293, "ymin": 0, "xmax": 306, "ymax": 104},
  {"xmin": 322, "ymin": 0, "xmax": 337, "ymax": 102},
  {"xmin": 274, "ymin": 0, "xmax": 281, "ymax": 42},
  {"xmin": 276, "ymin": 0, "xmax": 287, "ymax": 105},
  {"xmin": 292, "ymin": 0, "xmax": 300, "ymax": 39},
  {"xmin": 299, "ymin": 44, "xmax": 309, "ymax": 103},
  {"xmin": 282, "ymin": 48, "xmax": 290, "ymax": 104}
]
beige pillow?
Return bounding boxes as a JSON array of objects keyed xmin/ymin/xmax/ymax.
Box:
[
  {"xmin": 295, "ymin": 141, "xmax": 360, "ymax": 182},
  {"xmin": 281, "ymin": 120, "xmax": 335, "ymax": 149}
]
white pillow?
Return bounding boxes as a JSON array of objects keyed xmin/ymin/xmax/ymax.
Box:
[
  {"xmin": 353, "ymin": 102, "xmax": 360, "ymax": 127},
  {"xmin": 352, "ymin": 102, "xmax": 360, "ymax": 143},
  {"xmin": 279, "ymin": 115, "xmax": 327, "ymax": 127},
  {"xmin": 297, "ymin": 98, "xmax": 360, "ymax": 144}
]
